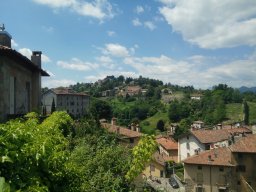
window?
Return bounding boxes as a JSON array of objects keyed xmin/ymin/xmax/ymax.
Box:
[
  {"xmin": 236, "ymin": 165, "xmax": 246, "ymax": 172},
  {"xmin": 198, "ymin": 166, "xmax": 202, "ymax": 170},
  {"xmin": 196, "ymin": 186, "xmax": 204, "ymax": 192},
  {"xmin": 160, "ymin": 170, "xmax": 164, "ymax": 177},
  {"xmin": 150, "ymin": 164, "xmax": 155, "ymax": 172},
  {"xmin": 205, "ymin": 144, "xmax": 210, "ymax": 150},
  {"xmin": 186, "ymin": 142, "xmax": 190, "ymax": 149},
  {"xmin": 237, "ymin": 181, "xmax": 241, "ymax": 185},
  {"xmin": 238, "ymin": 153, "xmax": 243, "ymax": 159},
  {"xmin": 187, "ymin": 136, "xmax": 189, "ymax": 140},
  {"xmin": 219, "ymin": 167, "xmax": 224, "ymax": 172},
  {"xmin": 129, "ymin": 138, "xmax": 134, "ymax": 143}
]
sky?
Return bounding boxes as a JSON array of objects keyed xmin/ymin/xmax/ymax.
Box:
[{"xmin": 1, "ymin": 0, "xmax": 256, "ymax": 89}]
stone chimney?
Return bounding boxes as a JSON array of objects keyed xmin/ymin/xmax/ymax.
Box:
[
  {"xmin": 111, "ymin": 117, "xmax": 117, "ymax": 125},
  {"xmin": 0, "ymin": 24, "xmax": 12, "ymax": 48},
  {"xmin": 31, "ymin": 51, "xmax": 42, "ymax": 68},
  {"xmin": 136, "ymin": 124, "xmax": 140, "ymax": 132}
]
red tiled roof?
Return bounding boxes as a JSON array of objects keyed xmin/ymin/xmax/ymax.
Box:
[
  {"xmin": 230, "ymin": 134, "xmax": 256, "ymax": 153},
  {"xmin": 0, "ymin": 45, "xmax": 49, "ymax": 76},
  {"xmin": 183, "ymin": 147, "xmax": 234, "ymax": 166},
  {"xmin": 156, "ymin": 137, "xmax": 178, "ymax": 150},
  {"xmin": 191, "ymin": 127, "xmax": 252, "ymax": 144},
  {"xmin": 52, "ymin": 88, "xmax": 88, "ymax": 96},
  {"xmin": 102, "ymin": 123, "xmax": 142, "ymax": 138}
]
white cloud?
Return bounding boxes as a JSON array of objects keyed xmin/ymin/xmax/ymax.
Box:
[
  {"xmin": 144, "ymin": 21, "xmax": 156, "ymax": 31},
  {"xmin": 57, "ymin": 58, "xmax": 99, "ymax": 71},
  {"xmin": 159, "ymin": 0, "xmax": 256, "ymax": 49},
  {"xmin": 107, "ymin": 30, "xmax": 115, "ymax": 36},
  {"xmin": 32, "ymin": 0, "xmax": 115, "ymax": 21},
  {"xmin": 18, "ymin": 48, "xmax": 51, "ymax": 63},
  {"xmin": 11, "ymin": 39, "xmax": 18, "ymax": 47},
  {"xmin": 96, "ymin": 55, "xmax": 113, "ymax": 63},
  {"xmin": 42, "ymin": 78, "xmax": 76, "ymax": 88},
  {"xmin": 135, "ymin": 6, "xmax": 144, "ymax": 14},
  {"xmin": 103, "ymin": 43, "xmax": 130, "ymax": 57},
  {"xmin": 132, "ymin": 18, "xmax": 142, "ymax": 26},
  {"xmin": 122, "ymin": 52, "xmax": 256, "ymax": 88}
]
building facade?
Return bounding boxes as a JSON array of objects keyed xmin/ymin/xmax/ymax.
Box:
[
  {"xmin": 0, "ymin": 25, "xmax": 49, "ymax": 122},
  {"xmin": 41, "ymin": 88, "xmax": 90, "ymax": 118},
  {"xmin": 178, "ymin": 127, "xmax": 252, "ymax": 162}
]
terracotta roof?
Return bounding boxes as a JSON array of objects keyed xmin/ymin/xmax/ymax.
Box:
[
  {"xmin": 102, "ymin": 123, "xmax": 142, "ymax": 138},
  {"xmin": 191, "ymin": 127, "xmax": 252, "ymax": 144},
  {"xmin": 52, "ymin": 88, "xmax": 88, "ymax": 96},
  {"xmin": 156, "ymin": 137, "xmax": 178, "ymax": 150},
  {"xmin": 230, "ymin": 134, "xmax": 256, "ymax": 153},
  {"xmin": 0, "ymin": 45, "xmax": 49, "ymax": 76},
  {"xmin": 183, "ymin": 147, "xmax": 234, "ymax": 166}
]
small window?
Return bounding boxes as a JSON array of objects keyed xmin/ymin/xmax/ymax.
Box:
[
  {"xmin": 237, "ymin": 180, "xmax": 241, "ymax": 185},
  {"xmin": 150, "ymin": 164, "xmax": 155, "ymax": 172},
  {"xmin": 130, "ymin": 138, "xmax": 134, "ymax": 143},
  {"xmin": 219, "ymin": 167, "xmax": 224, "ymax": 172},
  {"xmin": 160, "ymin": 170, "xmax": 164, "ymax": 177},
  {"xmin": 187, "ymin": 136, "xmax": 189, "ymax": 140},
  {"xmin": 238, "ymin": 153, "xmax": 243, "ymax": 159},
  {"xmin": 186, "ymin": 142, "xmax": 190, "ymax": 149},
  {"xmin": 236, "ymin": 165, "xmax": 246, "ymax": 172},
  {"xmin": 198, "ymin": 166, "xmax": 202, "ymax": 170}
]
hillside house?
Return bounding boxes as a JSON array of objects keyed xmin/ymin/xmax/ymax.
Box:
[
  {"xmin": 101, "ymin": 117, "xmax": 142, "ymax": 147},
  {"xmin": 183, "ymin": 147, "xmax": 235, "ymax": 192},
  {"xmin": 183, "ymin": 134, "xmax": 256, "ymax": 192},
  {"xmin": 0, "ymin": 25, "xmax": 49, "ymax": 122},
  {"xmin": 41, "ymin": 88, "xmax": 90, "ymax": 118},
  {"xmin": 156, "ymin": 136, "xmax": 178, "ymax": 162},
  {"xmin": 191, "ymin": 121, "xmax": 204, "ymax": 130},
  {"xmin": 178, "ymin": 127, "xmax": 252, "ymax": 162}
]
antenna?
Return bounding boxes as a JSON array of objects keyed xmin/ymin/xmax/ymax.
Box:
[{"xmin": 0, "ymin": 24, "xmax": 5, "ymax": 31}]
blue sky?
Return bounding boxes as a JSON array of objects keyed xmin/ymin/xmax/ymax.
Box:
[{"xmin": 1, "ymin": 0, "xmax": 256, "ymax": 89}]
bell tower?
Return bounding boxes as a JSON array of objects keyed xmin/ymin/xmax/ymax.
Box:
[{"xmin": 0, "ymin": 24, "xmax": 12, "ymax": 48}]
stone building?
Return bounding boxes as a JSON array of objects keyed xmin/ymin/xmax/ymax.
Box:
[
  {"xmin": 0, "ymin": 25, "xmax": 49, "ymax": 122},
  {"xmin": 41, "ymin": 88, "xmax": 90, "ymax": 118}
]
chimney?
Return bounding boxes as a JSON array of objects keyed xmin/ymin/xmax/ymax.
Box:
[
  {"xmin": 208, "ymin": 155, "xmax": 212, "ymax": 162},
  {"xmin": 116, "ymin": 126, "xmax": 120, "ymax": 134},
  {"xmin": 111, "ymin": 117, "xmax": 117, "ymax": 125},
  {"xmin": 0, "ymin": 24, "xmax": 12, "ymax": 48},
  {"xmin": 136, "ymin": 124, "xmax": 140, "ymax": 132},
  {"xmin": 31, "ymin": 51, "xmax": 42, "ymax": 68}
]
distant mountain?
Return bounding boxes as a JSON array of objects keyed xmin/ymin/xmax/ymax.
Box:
[{"xmin": 239, "ymin": 86, "xmax": 256, "ymax": 93}]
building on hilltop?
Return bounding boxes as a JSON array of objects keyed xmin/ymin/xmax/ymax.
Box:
[
  {"xmin": 41, "ymin": 88, "xmax": 90, "ymax": 118},
  {"xmin": 0, "ymin": 24, "xmax": 49, "ymax": 122}
]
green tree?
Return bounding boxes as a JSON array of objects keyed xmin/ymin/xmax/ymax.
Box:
[
  {"xmin": 156, "ymin": 119, "xmax": 165, "ymax": 132},
  {"xmin": 125, "ymin": 135, "xmax": 157, "ymax": 182},
  {"xmin": 90, "ymin": 99, "xmax": 113, "ymax": 120},
  {"xmin": 51, "ymin": 98, "xmax": 56, "ymax": 113},
  {"xmin": 243, "ymin": 100, "xmax": 249, "ymax": 125}
]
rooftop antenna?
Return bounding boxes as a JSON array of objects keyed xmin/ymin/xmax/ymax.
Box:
[{"xmin": 0, "ymin": 23, "xmax": 5, "ymax": 31}]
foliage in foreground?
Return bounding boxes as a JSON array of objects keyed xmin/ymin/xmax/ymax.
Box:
[
  {"xmin": 125, "ymin": 135, "xmax": 157, "ymax": 182},
  {"xmin": 0, "ymin": 112, "xmax": 132, "ymax": 192}
]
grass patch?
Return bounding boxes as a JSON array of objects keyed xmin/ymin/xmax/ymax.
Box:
[
  {"xmin": 225, "ymin": 102, "xmax": 256, "ymax": 124},
  {"xmin": 225, "ymin": 103, "xmax": 243, "ymax": 123},
  {"xmin": 140, "ymin": 111, "xmax": 169, "ymax": 134},
  {"xmin": 248, "ymin": 102, "xmax": 256, "ymax": 124}
]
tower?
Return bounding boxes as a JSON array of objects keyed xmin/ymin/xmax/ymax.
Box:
[{"xmin": 0, "ymin": 24, "xmax": 12, "ymax": 48}]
